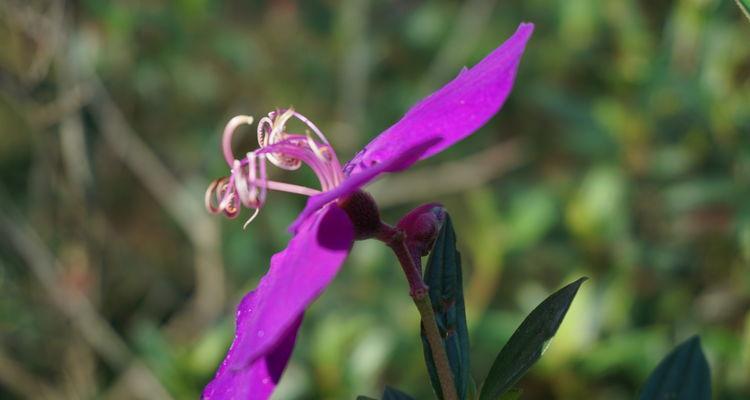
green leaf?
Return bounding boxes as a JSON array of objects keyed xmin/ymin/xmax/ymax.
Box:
[
  {"xmin": 466, "ymin": 376, "xmax": 478, "ymax": 400},
  {"xmin": 421, "ymin": 214, "xmax": 471, "ymax": 400},
  {"xmin": 382, "ymin": 386, "xmax": 416, "ymax": 400},
  {"xmin": 356, "ymin": 397, "xmax": 378, "ymax": 400},
  {"xmin": 639, "ymin": 335, "xmax": 711, "ymax": 400},
  {"xmin": 478, "ymin": 277, "xmax": 587, "ymax": 400},
  {"xmin": 737, "ymin": 0, "xmax": 750, "ymax": 21},
  {"xmin": 498, "ymin": 389, "xmax": 523, "ymax": 400}
]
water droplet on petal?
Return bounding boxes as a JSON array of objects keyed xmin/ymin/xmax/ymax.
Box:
[{"xmin": 257, "ymin": 330, "xmax": 265, "ymax": 338}]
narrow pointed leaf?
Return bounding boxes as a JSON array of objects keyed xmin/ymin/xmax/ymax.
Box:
[
  {"xmin": 383, "ymin": 386, "xmax": 417, "ymax": 400},
  {"xmin": 466, "ymin": 376, "xmax": 478, "ymax": 400},
  {"xmin": 736, "ymin": 0, "xmax": 750, "ymax": 21},
  {"xmin": 478, "ymin": 277, "xmax": 587, "ymax": 400},
  {"xmin": 498, "ymin": 389, "xmax": 523, "ymax": 400},
  {"xmin": 639, "ymin": 335, "xmax": 711, "ymax": 400},
  {"xmin": 421, "ymin": 214, "xmax": 470, "ymax": 400}
]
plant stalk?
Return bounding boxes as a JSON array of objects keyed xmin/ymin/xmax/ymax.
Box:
[
  {"xmin": 415, "ymin": 293, "xmax": 458, "ymax": 400},
  {"xmin": 381, "ymin": 226, "xmax": 458, "ymax": 400}
]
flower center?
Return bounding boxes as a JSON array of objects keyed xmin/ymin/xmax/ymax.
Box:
[{"xmin": 205, "ymin": 109, "xmax": 345, "ymax": 227}]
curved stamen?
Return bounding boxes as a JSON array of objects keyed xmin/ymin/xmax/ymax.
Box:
[
  {"xmin": 258, "ymin": 109, "xmax": 302, "ymax": 170},
  {"xmin": 255, "ymin": 141, "xmax": 338, "ymax": 190},
  {"xmin": 222, "ymin": 115, "xmax": 254, "ymax": 167},
  {"xmin": 233, "ymin": 160, "xmax": 255, "ymax": 208},
  {"xmin": 306, "ymin": 132, "xmax": 328, "ymax": 162},
  {"xmin": 204, "ymin": 177, "xmax": 225, "ymax": 214},
  {"xmin": 243, "ymin": 208, "xmax": 261, "ymax": 230},
  {"xmin": 206, "ymin": 109, "xmax": 345, "ymax": 226},
  {"xmin": 291, "ymin": 109, "xmax": 329, "ymax": 145}
]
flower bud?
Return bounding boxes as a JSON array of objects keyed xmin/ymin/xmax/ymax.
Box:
[
  {"xmin": 396, "ymin": 203, "xmax": 446, "ymax": 257},
  {"xmin": 339, "ymin": 190, "xmax": 383, "ymax": 240}
]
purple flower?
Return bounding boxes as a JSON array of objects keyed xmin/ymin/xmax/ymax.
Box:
[{"xmin": 202, "ymin": 23, "xmax": 533, "ymax": 399}]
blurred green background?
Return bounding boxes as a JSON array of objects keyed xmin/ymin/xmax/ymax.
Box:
[{"xmin": 1, "ymin": 1, "xmax": 749, "ymax": 399}]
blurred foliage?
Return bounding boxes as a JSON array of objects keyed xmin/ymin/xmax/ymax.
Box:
[{"xmin": 1, "ymin": 1, "xmax": 749, "ymax": 399}]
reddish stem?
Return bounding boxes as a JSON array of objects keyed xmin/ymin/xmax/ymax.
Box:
[
  {"xmin": 377, "ymin": 224, "xmax": 428, "ymax": 299},
  {"xmin": 377, "ymin": 223, "xmax": 458, "ymax": 400}
]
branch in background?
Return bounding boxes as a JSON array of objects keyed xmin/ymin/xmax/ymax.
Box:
[
  {"xmin": 32, "ymin": 84, "xmax": 95, "ymax": 130},
  {"xmin": 736, "ymin": 0, "xmax": 750, "ymax": 21},
  {"xmin": 88, "ymin": 79, "xmax": 225, "ymax": 341},
  {"xmin": 334, "ymin": 0, "xmax": 372, "ymax": 155},
  {"xmin": 100, "ymin": 362, "xmax": 177, "ymax": 400},
  {"xmin": 0, "ymin": 196, "xmax": 174, "ymax": 400},
  {"xmin": 1, "ymin": 0, "xmax": 226, "ymax": 342},
  {"xmin": 369, "ymin": 139, "xmax": 523, "ymax": 207},
  {"xmin": 0, "ymin": 74, "xmax": 93, "ymax": 131},
  {"xmin": 0, "ymin": 0, "xmax": 64, "ymax": 86},
  {"xmin": 0, "ymin": 347, "xmax": 62, "ymax": 400}
]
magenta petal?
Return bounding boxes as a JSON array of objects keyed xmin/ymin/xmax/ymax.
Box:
[
  {"xmin": 202, "ymin": 291, "xmax": 302, "ymax": 399},
  {"xmin": 203, "ymin": 205, "xmax": 354, "ymax": 398},
  {"xmin": 232, "ymin": 205, "xmax": 353, "ymax": 366},
  {"xmin": 289, "ymin": 139, "xmax": 438, "ymax": 234},
  {"xmin": 344, "ymin": 23, "xmax": 534, "ymax": 176}
]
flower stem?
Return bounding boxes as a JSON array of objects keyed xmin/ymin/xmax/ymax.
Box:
[
  {"xmin": 414, "ymin": 293, "xmax": 458, "ymax": 400},
  {"xmin": 379, "ymin": 225, "xmax": 458, "ymax": 400}
]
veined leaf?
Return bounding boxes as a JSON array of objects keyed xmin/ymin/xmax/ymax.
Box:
[
  {"xmin": 639, "ymin": 335, "xmax": 711, "ymax": 400},
  {"xmin": 421, "ymin": 214, "xmax": 471, "ymax": 400},
  {"xmin": 478, "ymin": 277, "xmax": 587, "ymax": 400}
]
